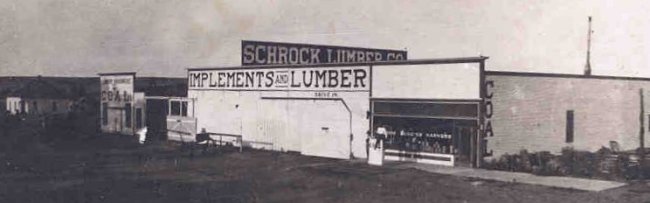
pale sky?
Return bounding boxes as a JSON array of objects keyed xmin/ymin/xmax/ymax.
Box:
[{"xmin": 0, "ymin": 0, "xmax": 649, "ymax": 77}]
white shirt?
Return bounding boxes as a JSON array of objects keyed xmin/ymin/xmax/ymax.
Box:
[{"xmin": 376, "ymin": 127, "xmax": 387, "ymax": 135}]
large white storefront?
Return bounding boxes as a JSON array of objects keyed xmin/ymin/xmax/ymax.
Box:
[{"xmin": 187, "ymin": 57, "xmax": 487, "ymax": 166}]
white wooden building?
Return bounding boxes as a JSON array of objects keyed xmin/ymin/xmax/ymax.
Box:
[{"xmin": 186, "ymin": 57, "xmax": 487, "ymax": 167}]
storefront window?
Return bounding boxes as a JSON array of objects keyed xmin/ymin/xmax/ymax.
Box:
[
  {"xmin": 170, "ymin": 100, "xmax": 188, "ymax": 117},
  {"xmin": 170, "ymin": 101, "xmax": 181, "ymax": 116},
  {"xmin": 375, "ymin": 117, "xmax": 454, "ymax": 154},
  {"xmin": 373, "ymin": 116, "xmax": 476, "ymax": 159},
  {"xmin": 181, "ymin": 101, "xmax": 188, "ymax": 117}
]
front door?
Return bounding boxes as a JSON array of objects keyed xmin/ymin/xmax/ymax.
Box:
[
  {"xmin": 166, "ymin": 99, "xmax": 196, "ymax": 142},
  {"xmin": 453, "ymin": 125, "xmax": 475, "ymax": 167}
]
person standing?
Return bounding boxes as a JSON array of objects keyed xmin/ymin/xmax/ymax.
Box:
[{"xmin": 375, "ymin": 125, "xmax": 387, "ymax": 149}]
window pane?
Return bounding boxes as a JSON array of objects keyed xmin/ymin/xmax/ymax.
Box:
[
  {"xmin": 181, "ymin": 101, "xmax": 188, "ymax": 117},
  {"xmin": 170, "ymin": 101, "xmax": 181, "ymax": 116},
  {"xmin": 566, "ymin": 110, "xmax": 574, "ymax": 143}
]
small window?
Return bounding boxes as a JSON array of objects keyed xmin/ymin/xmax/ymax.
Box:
[
  {"xmin": 102, "ymin": 103, "xmax": 108, "ymax": 125},
  {"xmin": 33, "ymin": 101, "xmax": 38, "ymax": 112},
  {"xmin": 566, "ymin": 110, "xmax": 574, "ymax": 143},
  {"xmin": 181, "ymin": 101, "xmax": 188, "ymax": 117},
  {"xmin": 52, "ymin": 101, "xmax": 57, "ymax": 111},
  {"xmin": 125, "ymin": 103, "xmax": 132, "ymax": 128},
  {"xmin": 170, "ymin": 101, "xmax": 181, "ymax": 116}
]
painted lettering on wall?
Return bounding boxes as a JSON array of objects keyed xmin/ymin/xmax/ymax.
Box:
[
  {"xmin": 484, "ymin": 80, "xmax": 494, "ymax": 137},
  {"xmin": 100, "ymin": 75, "xmax": 134, "ymax": 104},
  {"xmin": 482, "ymin": 80, "xmax": 495, "ymax": 156},
  {"xmin": 101, "ymin": 88, "xmax": 133, "ymax": 102},
  {"xmin": 242, "ymin": 40, "xmax": 407, "ymax": 65},
  {"xmin": 188, "ymin": 66, "xmax": 370, "ymax": 91},
  {"xmin": 314, "ymin": 91, "xmax": 339, "ymax": 98}
]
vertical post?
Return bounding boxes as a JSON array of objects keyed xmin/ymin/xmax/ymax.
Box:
[
  {"xmin": 368, "ymin": 65, "xmax": 374, "ymax": 160},
  {"xmin": 640, "ymin": 89, "xmax": 645, "ymax": 155},
  {"xmin": 476, "ymin": 59, "xmax": 487, "ymax": 168}
]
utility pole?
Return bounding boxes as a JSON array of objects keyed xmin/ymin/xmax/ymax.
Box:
[{"xmin": 584, "ymin": 16, "xmax": 593, "ymax": 76}]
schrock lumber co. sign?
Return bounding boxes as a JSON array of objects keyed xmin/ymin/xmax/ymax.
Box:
[
  {"xmin": 188, "ymin": 66, "xmax": 369, "ymax": 91},
  {"xmin": 242, "ymin": 40, "xmax": 407, "ymax": 66}
]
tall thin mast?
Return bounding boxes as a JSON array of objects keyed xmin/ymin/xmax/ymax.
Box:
[{"xmin": 584, "ymin": 16, "xmax": 592, "ymax": 76}]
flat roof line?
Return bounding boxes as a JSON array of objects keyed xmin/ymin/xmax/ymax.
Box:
[
  {"xmin": 98, "ymin": 72, "xmax": 136, "ymax": 76},
  {"xmin": 486, "ymin": 70, "xmax": 650, "ymax": 82},
  {"xmin": 187, "ymin": 56, "xmax": 489, "ymax": 71}
]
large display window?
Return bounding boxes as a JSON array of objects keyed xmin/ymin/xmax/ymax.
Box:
[
  {"xmin": 374, "ymin": 117, "xmax": 475, "ymax": 157},
  {"xmin": 371, "ymin": 100, "xmax": 479, "ymax": 165}
]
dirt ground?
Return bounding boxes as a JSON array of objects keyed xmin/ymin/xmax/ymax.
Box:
[{"xmin": 1, "ymin": 120, "xmax": 650, "ymax": 202}]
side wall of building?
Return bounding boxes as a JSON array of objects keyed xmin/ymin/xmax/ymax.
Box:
[
  {"xmin": 486, "ymin": 74, "xmax": 650, "ymax": 158},
  {"xmin": 23, "ymin": 99, "xmax": 73, "ymax": 115},
  {"xmin": 189, "ymin": 90, "xmax": 370, "ymax": 159}
]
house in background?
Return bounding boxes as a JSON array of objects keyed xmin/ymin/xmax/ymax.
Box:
[{"xmin": 5, "ymin": 76, "xmax": 74, "ymax": 115}]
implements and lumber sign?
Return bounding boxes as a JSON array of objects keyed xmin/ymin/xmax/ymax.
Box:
[
  {"xmin": 241, "ymin": 40, "xmax": 407, "ymax": 65},
  {"xmin": 188, "ymin": 66, "xmax": 369, "ymax": 91}
]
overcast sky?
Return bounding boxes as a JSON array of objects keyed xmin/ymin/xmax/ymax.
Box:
[{"xmin": 0, "ymin": 0, "xmax": 649, "ymax": 77}]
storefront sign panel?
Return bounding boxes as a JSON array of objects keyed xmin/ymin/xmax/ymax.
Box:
[
  {"xmin": 242, "ymin": 40, "xmax": 407, "ymax": 65},
  {"xmin": 188, "ymin": 66, "xmax": 370, "ymax": 92},
  {"xmin": 100, "ymin": 74, "xmax": 134, "ymax": 106}
]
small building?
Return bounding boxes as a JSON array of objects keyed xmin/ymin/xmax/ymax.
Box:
[
  {"xmin": 99, "ymin": 72, "xmax": 188, "ymax": 140},
  {"xmin": 5, "ymin": 77, "xmax": 74, "ymax": 115},
  {"xmin": 99, "ymin": 72, "xmax": 142, "ymax": 135}
]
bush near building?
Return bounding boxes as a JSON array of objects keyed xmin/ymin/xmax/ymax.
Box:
[{"xmin": 484, "ymin": 147, "xmax": 650, "ymax": 181}]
